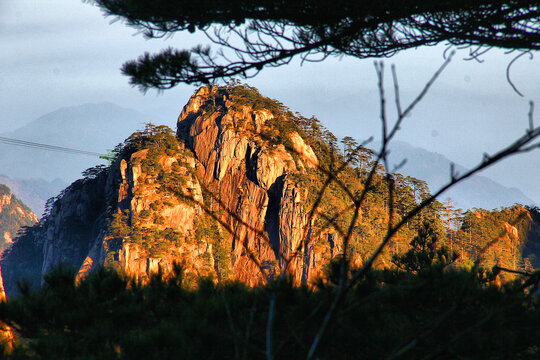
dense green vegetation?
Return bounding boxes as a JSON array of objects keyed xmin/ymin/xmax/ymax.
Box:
[
  {"xmin": 108, "ymin": 210, "xmax": 184, "ymax": 258},
  {"xmin": 443, "ymin": 206, "xmax": 540, "ymax": 278},
  {"xmin": 194, "ymin": 213, "xmax": 232, "ymax": 282},
  {"xmin": 229, "ymin": 82, "xmax": 289, "ymax": 115}
]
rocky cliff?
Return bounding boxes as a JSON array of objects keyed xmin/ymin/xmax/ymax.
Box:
[
  {"xmin": 0, "ymin": 184, "xmax": 37, "ymax": 254},
  {"xmin": 0, "ymin": 175, "xmax": 66, "ymax": 216},
  {"xmin": 0, "ymin": 183, "xmax": 37, "ymax": 344},
  {"xmin": 1, "ymin": 86, "xmax": 334, "ymax": 293},
  {"xmin": 1, "ymin": 85, "xmax": 539, "ymax": 296},
  {"xmin": 176, "ymin": 86, "xmax": 317, "ymax": 283},
  {"xmin": 458, "ymin": 205, "xmax": 540, "ymax": 274}
]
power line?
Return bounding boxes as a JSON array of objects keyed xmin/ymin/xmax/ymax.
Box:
[{"xmin": 0, "ymin": 136, "xmax": 107, "ymax": 158}]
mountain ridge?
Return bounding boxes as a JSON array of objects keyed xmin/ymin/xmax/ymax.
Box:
[
  {"xmin": 0, "ymin": 102, "xmax": 153, "ymax": 182},
  {"xmin": 1, "ymin": 85, "xmax": 538, "ymax": 297},
  {"xmin": 376, "ymin": 140, "xmax": 535, "ymax": 210},
  {"xmin": 0, "ymin": 184, "xmax": 37, "ymax": 254},
  {"xmin": 0, "ymin": 175, "xmax": 66, "ymax": 216}
]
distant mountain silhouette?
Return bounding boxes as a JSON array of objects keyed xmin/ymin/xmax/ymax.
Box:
[
  {"xmin": 0, "ymin": 102, "xmax": 153, "ymax": 183},
  {"xmin": 0, "ymin": 175, "xmax": 66, "ymax": 216},
  {"xmin": 375, "ymin": 140, "xmax": 534, "ymax": 210}
]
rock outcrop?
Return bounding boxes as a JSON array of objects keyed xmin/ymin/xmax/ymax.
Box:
[
  {"xmin": 0, "ymin": 184, "xmax": 37, "ymax": 254},
  {"xmin": 0, "ymin": 263, "xmax": 14, "ymax": 353},
  {"xmin": 0, "ymin": 184, "xmax": 37, "ymax": 346},
  {"xmin": 1, "ymin": 84, "xmax": 326, "ymax": 294},
  {"xmin": 176, "ymin": 86, "xmax": 316, "ymax": 283},
  {"xmin": 2, "ymin": 85, "xmax": 538, "ymax": 297}
]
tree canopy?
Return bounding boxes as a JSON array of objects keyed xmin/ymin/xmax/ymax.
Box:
[{"xmin": 87, "ymin": 0, "xmax": 540, "ymax": 89}]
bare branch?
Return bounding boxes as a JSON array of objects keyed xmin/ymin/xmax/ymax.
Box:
[
  {"xmin": 266, "ymin": 294, "xmax": 276, "ymax": 360},
  {"xmin": 349, "ymin": 121, "xmax": 540, "ymax": 289},
  {"xmin": 305, "ymin": 52, "xmax": 540, "ymax": 360},
  {"xmin": 90, "ymin": 0, "xmax": 540, "ymax": 87},
  {"xmin": 391, "ymin": 64, "xmax": 403, "ymax": 118},
  {"xmin": 506, "ymin": 50, "xmax": 533, "ymax": 97},
  {"xmin": 528, "ymin": 100, "xmax": 535, "ymax": 133}
]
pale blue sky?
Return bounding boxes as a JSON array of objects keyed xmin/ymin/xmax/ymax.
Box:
[{"xmin": 2, "ymin": 0, "xmax": 539, "ymax": 203}]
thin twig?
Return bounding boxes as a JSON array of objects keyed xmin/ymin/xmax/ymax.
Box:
[
  {"xmin": 391, "ymin": 64, "xmax": 403, "ymax": 117},
  {"xmin": 506, "ymin": 51, "xmax": 533, "ymax": 97},
  {"xmin": 528, "ymin": 100, "xmax": 535, "ymax": 133},
  {"xmin": 221, "ymin": 291, "xmax": 241, "ymax": 360},
  {"xmin": 242, "ymin": 302, "xmax": 257, "ymax": 360},
  {"xmin": 266, "ymin": 294, "xmax": 276, "ymax": 360}
]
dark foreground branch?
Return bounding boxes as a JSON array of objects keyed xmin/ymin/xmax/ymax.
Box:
[{"xmin": 88, "ymin": 0, "xmax": 540, "ymax": 87}]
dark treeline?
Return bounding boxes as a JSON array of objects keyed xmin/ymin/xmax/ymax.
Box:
[{"xmin": 0, "ymin": 229, "xmax": 539, "ymax": 359}]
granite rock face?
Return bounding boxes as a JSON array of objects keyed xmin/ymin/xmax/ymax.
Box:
[
  {"xmin": 0, "ymin": 85, "xmax": 326, "ymax": 294},
  {"xmin": 176, "ymin": 86, "xmax": 316, "ymax": 284},
  {"xmin": 1, "ymin": 85, "xmax": 539, "ymax": 297},
  {"xmin": 0, "ymin": 184, "xmax": 37, "ymax": 254}
]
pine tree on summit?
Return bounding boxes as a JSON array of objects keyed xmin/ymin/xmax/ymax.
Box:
[{"xmin": 87, "ymin": 0, "xmax": 540, "ymax": 88}]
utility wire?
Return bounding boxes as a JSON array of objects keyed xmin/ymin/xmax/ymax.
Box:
[{"xmin": 0, "ymin": 136, "xmax": 107, "ymax": 158}]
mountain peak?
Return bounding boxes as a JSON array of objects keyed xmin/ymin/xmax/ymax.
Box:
[
  {"xmin": 2, "ymin": 85, "xmax": 539, "ymax": 296},
  {"xmin": 177, "ymin": 85, "xmax": 320, "ymax": 185}
]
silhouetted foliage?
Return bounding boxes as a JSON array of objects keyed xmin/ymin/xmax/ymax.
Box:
[
  {"xmin": 87, "ymin": 0, "xmax": 540, "ymax": 87},
  {"xmin": 1, "ymin": 258, "xmax": 539, "ymax": 359}
]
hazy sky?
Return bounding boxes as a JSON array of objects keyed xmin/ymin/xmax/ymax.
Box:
[{"xmin": 2, "ymin": 0, "xmax": 539, "ymax": 203}]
